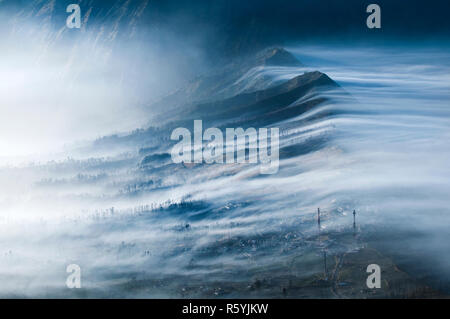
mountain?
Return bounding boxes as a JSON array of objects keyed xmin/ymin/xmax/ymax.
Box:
[
  {"xmin": 148, "ymin": 47, "xmax": 334, "ymax": 125},
  {"xmin": 168, "ymin": 71, "xmax": 337, "ymax": 128},
  {"xmin": 90, "ymin": 47, "xmax": 343, "ymax": 165}
]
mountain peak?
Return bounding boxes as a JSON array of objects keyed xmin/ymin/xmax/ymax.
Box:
[{"xmin": 254, "ymin": 47, "xmax": 303, "ymax": 67}]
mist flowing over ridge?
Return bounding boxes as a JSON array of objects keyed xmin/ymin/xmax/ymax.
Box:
[
  {"xmin": 1, "ymin": 42, "xmax": 449, "ymax": 297},
  {"xmin": 0, "ymin": 0, "xmax": 450, "ymax": 298}
]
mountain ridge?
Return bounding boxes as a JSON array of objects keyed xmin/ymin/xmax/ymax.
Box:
[{"xmin": 149, "ymin": 47, "xmax": 306, "ymax": 114}]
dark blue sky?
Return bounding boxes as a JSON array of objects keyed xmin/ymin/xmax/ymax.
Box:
[
  {"xmin": 2, "ymin": 0, "xmax": 449, "ymax": 56},
  {"xmin": 147, "ymin": 0, "xmax": 450, "ymax": 43},
  {"xmin": 4, "ymin": 1, "xmax": 450, "ymax": 38},
  {"xmin": 152, "ymin": 0, "xmax": 450, "ymax": 37}
]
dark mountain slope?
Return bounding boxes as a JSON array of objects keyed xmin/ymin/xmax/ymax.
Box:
[
  {"xmin": 169, "ymin": 71, "xmax": 339, "ymax": 129},
  {"xmin": 90, "ymin": 48, "xmax": 344, "ymax": 156},
  {"xmin": 150, "ymin": 47, "xmax": 305, "ymax": 116}
]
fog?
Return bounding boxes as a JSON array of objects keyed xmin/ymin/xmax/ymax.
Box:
[
  {"xmin": 0, "ymin": 4, "xmax": 205, "ymax": 160},
  {"xmin": 1, "ymin": 5, "xmax": 450, "ymax": 295}
]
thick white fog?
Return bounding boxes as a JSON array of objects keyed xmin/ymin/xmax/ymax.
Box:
[{"xmin": 0, "ymin": 9, "xmax": 204, "ymax": 161}]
